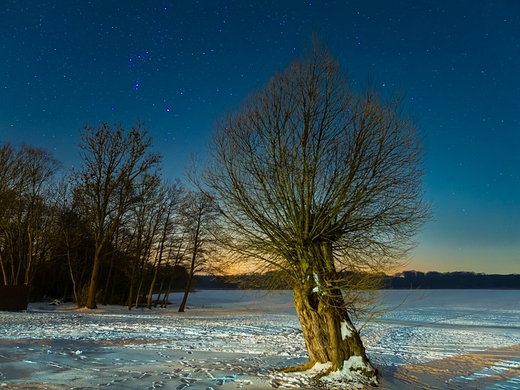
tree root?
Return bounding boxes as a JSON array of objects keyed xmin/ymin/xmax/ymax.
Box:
[{"xmin": 278, "ymin": 362, "xmax": 316, "ymax": 373}]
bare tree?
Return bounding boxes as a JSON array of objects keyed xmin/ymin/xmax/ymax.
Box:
[
  {"xmin": 0, "ymin": 143, "xmax": 60, "ymax": 286},
  {"xmin": 0, "ymin": 143, "xmax": 17, "ymax": 285},
  {"xmin": 146, "ymin": 180, "xmax": 184, "ymax": 310},
  {"xmin": 53, "ymin": 177, "xmax": 80, "ymax": 305},
  {"xmin": 52, "ymin": 175, "xmax": 96, "ymax": 306},
  {"xmin": 156, "ymin": 230, "xmax": 189, "ymax": 308},
  {"xmin": 125, "ymin": 173, "xmax": 162, "ymax": 310},
  {"xmin": 178, "ymin": 190, "xmax": 216, "ymax": 313},
  {"xmin": 76, "ymin": 121, "xmax": 161, "ymax": 309},
  {"xmin": 19, "ymin": 145, "xmax": 61, "ymax": 286},
  {"xmin": 201, "ymin": 40, "xmax": 431, "ymax": 383}
]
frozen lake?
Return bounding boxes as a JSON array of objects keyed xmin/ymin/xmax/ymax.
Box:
[{"xmin": 0, "ymin": 289, "xmax": 519, "ymax": 389}]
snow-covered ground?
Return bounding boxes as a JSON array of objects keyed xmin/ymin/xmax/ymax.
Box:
[{"xmin": 0, "ymin": 290, "xmax": 519, "ymax": 389}]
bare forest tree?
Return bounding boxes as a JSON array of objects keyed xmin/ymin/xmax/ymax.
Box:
[
  {"xmin": 178, "ymin": 190, "xmax": 217, "ymax": 312},
  {"xmin": 0, "ymin": 143, "xmax": 17, "ymax": 285},
  {"xmin": 124, "ymin": 173, "xmax": 163, "ymax": 309},
  {"xmin": 155, "ymin": 227, "xmax": 190, "ymax": 309},
  {"xmin": 76, "ymin": 121, "xmax": 161, "ymax": 309},
  {"xmin": 0, "ymin": 143, "xmax": 60, "ymax": 286},
  {"xmin": 0, "ymin": 138, "xmax": 190, "ymax": 304},
  {"xmin": 47, "ymin": 173, "xmax": 105, "ymax": 306},
  {"xmin": 146, "ymin": 180, "xmax": 184, "ymax": 310},
  {"xmin": 201, "ymin": 41, "xmax": 431, "ymax": 382}
]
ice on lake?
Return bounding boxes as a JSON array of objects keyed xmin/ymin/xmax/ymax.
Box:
[{"xmin": 0, "ymin": 289, "xmax": 519, "ymax": 389}]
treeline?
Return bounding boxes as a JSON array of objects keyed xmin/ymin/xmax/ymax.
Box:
[
  {"xmin": 0, "ymin": 121, "xmax": 216, "ymax": 309},
  {"xmin": 386, "ymin": 271, "xmax": 520, "ymax": 289},
  {"xmin": 191, "ymin": 271, "xmax": 520, "ymax": 290}
]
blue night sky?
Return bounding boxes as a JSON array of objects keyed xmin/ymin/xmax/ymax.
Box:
[{"xmin": 1, "ymin": 1, "xmax": 519, "ymax": 274}]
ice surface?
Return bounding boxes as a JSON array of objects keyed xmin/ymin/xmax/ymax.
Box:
[{"xmin": 0, "ymin": 289, "xmax": 518, "ymax": 389}]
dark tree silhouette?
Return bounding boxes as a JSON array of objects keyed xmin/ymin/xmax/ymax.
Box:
[
  {"xmin": 0, "ymin": 143, "xmax": 60, "ymax": 286},
  {"xmin": 76, "ymin": 121, "xmax": 161, "ymax": 309},
  {"xmin": 178, "ymin": 190, "xmax": 216, "ymax": 312}
]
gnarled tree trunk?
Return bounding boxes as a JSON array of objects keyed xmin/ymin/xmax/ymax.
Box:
[
  {"xmin": 292, "ymin": 240, "xmax": 376, "ymax": 378},
  {"xmin": 293, "ymin": 283, "xmax": 373, "ymax": 372}
]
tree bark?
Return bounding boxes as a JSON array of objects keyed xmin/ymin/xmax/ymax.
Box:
[
  {"xmin": 178, "ymin": 234, "xmax": 199, "ymax": 313},
  {"xmin": 178, "ymin": 252, "xmax": 196, "ymax": 313},
  {"xmin": 85, "ymin": 251, "xmax": 101, "ymax": 309},
  {"xmin": 147, "ymin": 216, "xmax": 169, "ymax": 309},
  {"xmin": 292, "ymin": 241, "xmax": 376, "ymax": 377},
  {"xmin": 161, "ymin": 277, "xmax": 173, "ymax": 308},
  {"xmin": 179, "ymin": 197, "xmax": 205, "ymax": 313},
  {"xmin": 25, "ymin": 229, "xmax": 33, "ymax": 285},
  {"xmin": 102, "ymin": 230, "xmax": 118, "ymax": 306},
  {"xmin": 146, "ymin": 261, "xmax": 159, "ymax": 310},
  {"xmin": 293, "ymin": 283, "xmax": 374, "ymax": 373},
  {"xmin": 66, "ymin": 250, "xmax": 80, "ymax": 307},
  {"xmin": 101, "ymin": 256, "xmax": 114, "ymax": 306},
  {"xmin": 0, "ymin": 253, "xmax": 7, "ymax": 285}
]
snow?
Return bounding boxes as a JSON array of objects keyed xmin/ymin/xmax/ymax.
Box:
[
  {"xmin": 450, "ymin": 357, "xmax": 520, "ymax": 383},
  {"xmin": 0, "ymin": 289, "xmax": 519, "ymax": 389},
  {"xmin": 305, "ymin": 362, "xmax": 332, "ymax": 374},
  {"xmin": 312, "ymin": 273, "xmax": 319, "ymax": 293},
  {"xmin": 340, "ymin": 321, "xmax": 352, "ymax": 340},
  {"xmin": 317, "ymin": 356, "xmax": 377, "ymax": 389}
]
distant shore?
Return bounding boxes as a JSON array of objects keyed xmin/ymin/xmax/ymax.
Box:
[{"xmin": 192, "ymin": 271, "xmax": 520, "ymax": 290}]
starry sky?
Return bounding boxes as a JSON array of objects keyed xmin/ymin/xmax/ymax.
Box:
[{"xmin": 1, "ymin": 1, "xmax": 519, "ymax": 274}]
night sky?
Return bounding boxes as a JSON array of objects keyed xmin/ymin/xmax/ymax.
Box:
[{"xmin": 1, "ymin": 1, "xmax": 519, "ymax": 274}]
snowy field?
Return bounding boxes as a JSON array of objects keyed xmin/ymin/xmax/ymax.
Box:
[{"xmin": 0, "ymin": 289, "xmax": 519, "ymax": 389}]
